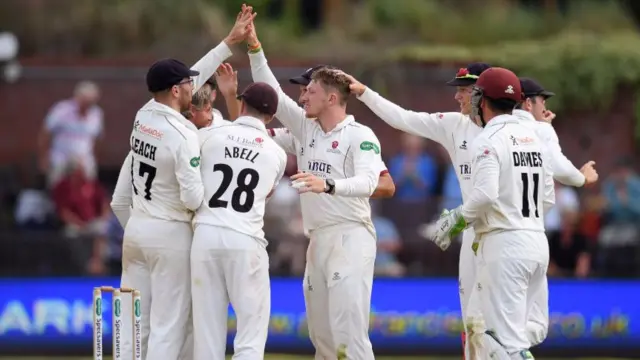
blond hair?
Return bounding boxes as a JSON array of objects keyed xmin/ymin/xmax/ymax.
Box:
[{"xmin": 310, "ymin": 68, "xmax": 350, "ymax": 105}]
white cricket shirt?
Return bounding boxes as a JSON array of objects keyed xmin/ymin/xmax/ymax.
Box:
[
  {"xmin": 357, "ymin": 88, "xmax": 482, "ymax": 202},
  {"xmin": 268, "ymin": 127, "xmax": 390, "ymax": 175},
  {"xmin": 513, "ymin": 109, "xmax": 585, "ymax": 187},
  {"xmin": 249, "ymin": 50, "xmax": 382, "ymax": 233},
  {"xmin": 194, "ymin": 116, "xmax": 287, "ymax": 244},
  {"xmin": 460, "ymin": 115, "xmax": 555, "ymax": 236},
  {"xmin": 110, "ymin": 40, "xmax": 233, "ymax": 226},
  {"xmin": 120, "ymin": 100, "xmax": 204, "ymax": 223}
]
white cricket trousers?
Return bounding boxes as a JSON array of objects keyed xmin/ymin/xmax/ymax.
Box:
[
  {"xmin": 304, "ymin": 223, "xmax": 377, "ymax": 360},
  {"xmin": 191, "ymin": 224, "xmax": 270, "ymax": 360},
  {"xmin": 465, "ymin": 230, "xmax": 549, "ymax": 359},
  {"xmin": 119, "ymin": 215, "xmax": 193, "ymax": 360},
  {"xmin": 458, "ymin": 228, "xmax": 476, "ymax": 359}
]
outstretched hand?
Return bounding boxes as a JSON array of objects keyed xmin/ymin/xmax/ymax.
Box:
[{"xmin": 224, "ymin": 3, "xmax": 257, "ymax": 45}]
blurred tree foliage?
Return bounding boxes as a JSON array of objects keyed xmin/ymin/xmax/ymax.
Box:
[{"xmin": 2, "ymin": 0, "xmax": 640, "ymax": 137}]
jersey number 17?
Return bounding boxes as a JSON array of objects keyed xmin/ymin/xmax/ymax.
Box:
[{"xmin": 131, "ymin": 157, "xmax": 157, "ymax": 201}]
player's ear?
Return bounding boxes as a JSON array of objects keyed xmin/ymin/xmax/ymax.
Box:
[{"xmin": 328, "ymin": 92, "xmax": 337, "ymax": 105}]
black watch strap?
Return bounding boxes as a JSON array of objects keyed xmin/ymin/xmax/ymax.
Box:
[{"xmin": 324, "ymin": 179, "xmax": 335, "ymax": 194}]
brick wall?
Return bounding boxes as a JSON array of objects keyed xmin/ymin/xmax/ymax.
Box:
[{"xmin": 0, "ymin": 62, "xmax": 635, "ymax": 178}]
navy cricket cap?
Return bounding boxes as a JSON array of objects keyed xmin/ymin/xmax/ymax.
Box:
[
  {"xmin": 520, "ymin": 77, "xmax": 555, "ymax": 99},
  {"xmin": 446, "ymin": 62, "xmax": 492, "ymax": 86},
  {"xmin": 289, "ymin": 65, "xmax": 327, "ymax": 86},
  {"xmin": 238, "ymin": 82, "xmax": 278, "ymax": 116},
  {"xmin": 146, "ymin": 58, "xmax": 200, "ymax": 93}
]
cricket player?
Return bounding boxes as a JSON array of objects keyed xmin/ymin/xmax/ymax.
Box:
[
  {"xmin": 513, "ymin": 78, "xmax": 598, "ymax": 347},
  {"xmin": 109, "ymin": 8, "xmax": 257, "ymax": 359},
  {"xmin": 117, "ymin": 58, "xmax": 203, "ymax": 360},
  {"xmin": 191, "ymin": 82, "xmax": 286, "ymax": 360},
  {"xmin": 269, "ymin": 65, "xmax": 395, "ymax": 199},
  {"xmin": 515, "ymin": 77, "xmax": 598, "ymax": 188},
  {"xmin": 247, "ymin": 28, "xmax": 383, "ymax": 359},
  {"xmin": 432, "ymin": 68, "xmax": 555, "ymax": 359},
  {"xmin": 188, "ymin": 63, "xmax": 241, "ymax": 128},
  {"xmin": 339, "ymin": 63, "xmax": 490, "ymax": 356}
]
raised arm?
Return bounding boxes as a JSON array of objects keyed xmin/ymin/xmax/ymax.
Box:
[
  {"xmin": 537, "ymin": 123, "xmax": 586, "ymax": 187},
  {"xmin": 339, "ymin": 71, "xmax": 459, "ymax": 144},
  {"xmin": 111, "ymin": 152, "xmax": 134, "ymax": 227},
  {"xmin": 246, "ymin": 26, "xmax": 307, "ymax": 140},
  {"xmin": 143, "ymin": 7, "xmax": 255, "ymax": 106}
]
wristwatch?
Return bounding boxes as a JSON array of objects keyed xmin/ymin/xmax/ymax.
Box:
[{"xmin": 324, "ymin": 179, "xmax": 336, "ymax": 195}]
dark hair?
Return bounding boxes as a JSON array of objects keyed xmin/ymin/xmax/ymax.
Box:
[{"xmin": 485, "ymin": 97, "xmax": 517, "ymax": 114}]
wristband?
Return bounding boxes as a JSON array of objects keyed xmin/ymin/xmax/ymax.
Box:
[{"xmin": 248, "ymin": 42, "xmax": 261, "ymax": 54}]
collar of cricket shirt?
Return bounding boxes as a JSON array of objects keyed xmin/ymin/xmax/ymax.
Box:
[
  {"xmin": 512, "ymin": 109, "xmax": 536, "ymax": 122},
  {"xmin": 485, "ymin": 114, "xmax": 519, "ymax": 127},
  {"xmin": 317, "ymin": 115, "xmax": 355, "ymax": 135},
  {"xmin": 234, "ymin": 116, "xmax": 267, "ymax": 133},
  {"xmin": 147, "ymin": 100, "xmax": 187, "ymax": 122}
]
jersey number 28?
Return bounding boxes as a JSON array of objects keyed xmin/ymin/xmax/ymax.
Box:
[
  {"xmin": 209, "ymin": 164, "xmax": 260, "ymax": 213},
  {"xmin": 520, "ymin": 172, "xmax": 540, "ymax": 218}
]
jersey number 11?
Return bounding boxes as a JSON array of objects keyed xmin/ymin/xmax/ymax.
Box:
[{"xmin": 520, "ymin": 172, "xmax": 540, "ymax": 218}]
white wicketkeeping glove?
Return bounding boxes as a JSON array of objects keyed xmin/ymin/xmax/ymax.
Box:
[{"xmin": 430, "ymin": 207, "xmax": 467, "ymax": 251}]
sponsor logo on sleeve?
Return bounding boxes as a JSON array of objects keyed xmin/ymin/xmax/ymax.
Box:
[{"xmin": 359, "ymin": 141, "xmax": 380, "ymax": 154}]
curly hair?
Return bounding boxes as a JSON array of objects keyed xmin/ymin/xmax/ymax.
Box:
[{"xmin": 310, "ymin": 68, "xmax": 350, "ymax": 105}]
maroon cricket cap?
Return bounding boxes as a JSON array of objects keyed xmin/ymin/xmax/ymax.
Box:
[
  {"xmin": 475, "ymin": 67, "xmax": 523, "ymax": 102},
  {"xmin": 237, "ymin": 82, "xmax": 278, "ymax": 116}
]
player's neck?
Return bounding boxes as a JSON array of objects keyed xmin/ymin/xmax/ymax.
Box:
[
  {"xmin": 153, "ymin": 95, "xmax": 182, "ymax": 114},
  {"xmin": 317, "ymin": 107, "xmax": 347, "ymax": 133}
]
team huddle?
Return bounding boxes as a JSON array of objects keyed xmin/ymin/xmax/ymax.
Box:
[{"xmin": 108, "ymin": 3, "xmax": 598, "ymax": 360}]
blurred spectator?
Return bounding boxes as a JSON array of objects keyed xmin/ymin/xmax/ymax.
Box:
[
  {"xmin": 372, "ymin": 201, "xmax": 405, "ymax": 277},
  {"xmin": 14, "ymin": 173, "xmax": 55, "ymax": 230},
  {"xmin": 545, "ymin": 184, "xmax": 591, "ymax": 278},
  {"xmin": 266, "ymin": 155, "xmax": 307, "ymax": 276},
  {"xmin": 388, "ymin": 134, "xmax": 438, "ymax": 246},
  {"xmin": 389, "ymin": 133, "xmax": 438, "ymax": 203},
  {"xmin": 440, "ymin": 165, "xmax": 463, "ymax": 211},
  {"xmin": 598, "ymin": 157, "xmax": 640, "ymax": 277},
  {"xmin": 38, "ymin": 80, "xmax": 103, "ymax": 187},
  {"xmin": 52, "ymin": 161, "xmax": 110, "ymax": 275}
]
